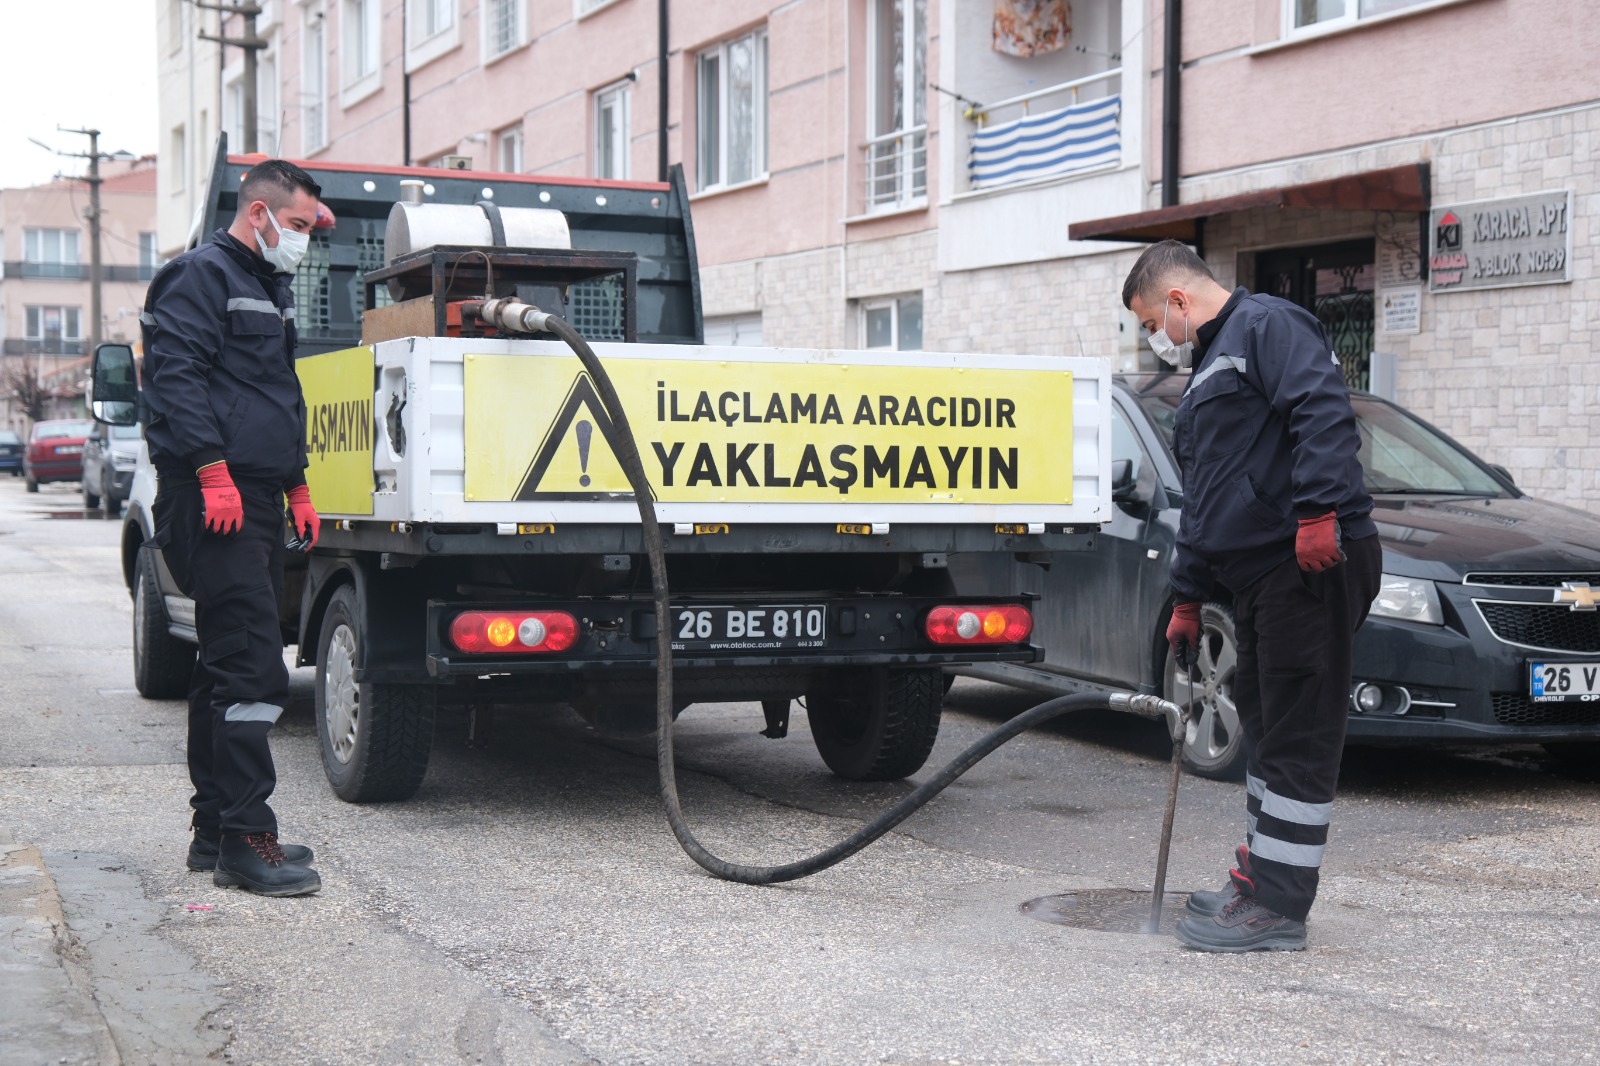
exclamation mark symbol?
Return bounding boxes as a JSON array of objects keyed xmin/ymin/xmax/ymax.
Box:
[{"xmin": 577, "ymin": 419, "xmax": 593, "ymax": 487}]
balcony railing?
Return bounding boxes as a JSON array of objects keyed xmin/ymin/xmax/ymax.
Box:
[
  {"xmin": 3, "ymin": 338, "xmax": 87, "ymax": 356},
  {"xmin": 961, "ymin": 69, "xmax": 1122, "ymax": 194},
  {"xmin": 3, "ymin": 262, "xmax": 157, "ymax": 282},
  {"xmin": 862, "ymin": 125, "xmax": 928, "ymax": 212}
]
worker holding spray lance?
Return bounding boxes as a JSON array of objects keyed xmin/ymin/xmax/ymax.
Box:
[{"xmin": 1122, "ymin": 241, "xmax": 1382, "ymax": 952}]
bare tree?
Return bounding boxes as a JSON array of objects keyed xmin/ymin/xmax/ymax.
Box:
[{"xmin": 2, "ymin": 358, "xmax": 52, "ymax": 424}]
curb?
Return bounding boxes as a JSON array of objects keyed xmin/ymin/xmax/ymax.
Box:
[{"xmin": 0, "ymin": 828, "xmax": 120, "ymax": 1066}]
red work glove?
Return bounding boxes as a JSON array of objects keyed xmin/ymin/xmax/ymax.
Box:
[
  {"xmin": 197, "ymin": 461, "xmax": 243, "ymax": 534},
  {"xmin": 285, "ymin": 484, "xmax": 320, "ymax": 549},
  {"xmin": 1167, "ymin": 602, "xmax": 1201, "ymax": 667},
  {"xmin": 1296, "ymin": 511, "xmax": 1345, "ymax": 572}
]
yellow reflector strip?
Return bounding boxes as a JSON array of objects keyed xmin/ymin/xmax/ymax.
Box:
[
  {"xmin": 518, "ymin": 523, "xmax": 555, "ymax": 534},
  {"xmin": 837, "ymin": 523, "xmax": 872, "ymax": 535},
  {"xmin": 694, "ymin": 523, "xmax": 729, "ymax": 535}
]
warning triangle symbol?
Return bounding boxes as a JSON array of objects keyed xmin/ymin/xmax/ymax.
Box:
[{"xmin": 514, "ymin": 373, "xmax": 644, "ymax": 501}]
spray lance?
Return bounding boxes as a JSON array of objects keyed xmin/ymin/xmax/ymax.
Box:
[{"xmin": 484, "ymin": 301, "xmax": 1193, "ymax": 911}]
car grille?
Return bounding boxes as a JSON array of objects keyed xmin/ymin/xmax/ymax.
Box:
[
  {"xmin": 1492, "ymin": 693, "xmax": 1600, "ymax": 727},
  {"xmin": 1476, "ymin": 602, "xmax": 1600, "ymax": 653},
  {"xmin": 1465, "ymin": 572, "xmax": 1600, "ymax": 588}
]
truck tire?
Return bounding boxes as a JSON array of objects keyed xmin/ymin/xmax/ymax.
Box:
[
  {"xmin": 1164, "ymin": 601, "xmax": 1248, "ymax": 781},
  {"xmin": 315, "ymin": 585, "xmax": 434, "ymax": 803},
  {"xmin": 132, "ymin": 547, "xmax": 197, "ymax": 700},
  {"xmin": 807, "ymin": 667, "xmax": 943, "ymax": 781}
]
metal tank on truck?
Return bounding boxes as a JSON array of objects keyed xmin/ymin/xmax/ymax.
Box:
[{"xmin": 91, "ymin": 140, "xmax": 1114, "ymax": 805}]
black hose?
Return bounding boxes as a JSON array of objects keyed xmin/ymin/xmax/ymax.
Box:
[{"xmin": 544, "ymin": 315, "xmax": 1132, "ymax": 885}]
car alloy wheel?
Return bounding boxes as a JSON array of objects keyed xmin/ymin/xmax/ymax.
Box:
[{"xmin": 1165, "ymin": 602, "xmax": 1246, "ymax": 780}]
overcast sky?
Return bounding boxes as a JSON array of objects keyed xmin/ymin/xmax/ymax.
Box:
[{"xmin": 0, "ymin": 1, "xmax": 160, "ymax": 189}]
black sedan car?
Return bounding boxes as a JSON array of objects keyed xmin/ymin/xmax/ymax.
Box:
[
  {"xmin": 960, "ymin": 373, "xmax": 1600, "ymax": 779},
  {"xmin": 0, "ymin": 428, "xmax": 21, "ymax": 476}
]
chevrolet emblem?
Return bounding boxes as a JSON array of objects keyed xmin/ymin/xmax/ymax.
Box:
[{"xmin": 1553, "ymin": 582, "xmax": 1600, "ymax": 611}]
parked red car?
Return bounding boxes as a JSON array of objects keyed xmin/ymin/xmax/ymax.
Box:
[{"xmin": 24, "ymin": 419, "xmax": 94, "ymax": 492}]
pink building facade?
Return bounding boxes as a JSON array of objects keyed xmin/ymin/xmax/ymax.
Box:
[{"xmin": 159, "ymin": 0, "xmax": 1597, "ymax": 509}]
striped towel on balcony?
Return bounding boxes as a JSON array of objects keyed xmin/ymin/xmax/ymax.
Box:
[{"xmin": 968, "ymin": 94, "xmax": 1121, "ymax": 190}]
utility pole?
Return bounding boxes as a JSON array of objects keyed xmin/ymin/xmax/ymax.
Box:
[
  {"xmin": 196, "ymin": 0, "xmax": 266, "ymax": 154},
  {"xmin": 40, "ymin": 128, "xmax": 113, "ymax": 353}
]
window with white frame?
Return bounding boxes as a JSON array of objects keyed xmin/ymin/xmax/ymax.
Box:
[
  {"xmin": 343, "ymin": 0, "xmax": 381, "ymax": 86},
  {"xmin": 862, "ymin": 295, "xmax": 923, "ymax": 351},
  {"xmin": 139, "ymin": 233, "xmax": 163, "ymax": 280},
  {"xmin": 595, "ymin": 82, "xmax": 630, "ymax": 180},
  {"xmin": 866, "ymin": 0, "xmax": 927, "ymax": 209},
  {"xmin": 1287, "ymin": 0, "xmax": 1433, "ymax": 32},
  {"xmin": 696, "ymin": 29, "xmax": 767, "ymax": 192},
  {"xmin": 407, "ymin": 0, "xmax": 459, "ymax": 68},
  {"xmin": 25, "ymin": 306, "xmax": 83, "ymax": 342},
  {"xmin": 483, "ymin": 0, "xmax": 524, "ymax": 60},
  {"xmin": 24, "ymin": 229, "xmax": 81, "ymax": 279},
  {"xmin": 703, "ymin": 312, "xmax": 763, "ymax": 347},
  {"xmin": 576, "ymin": 0, "xmax": 622, "ymax": 17},
  {"xmin": 303, "ymin": 9, "xmax": 327, "ymax": 152},
  {"xmin": 170, "ymin": 125, "xmax": 187, "ymax": 191},
  {"xmin": 498, "ymin": 125, "xmax": 524, "ymax": 173}
]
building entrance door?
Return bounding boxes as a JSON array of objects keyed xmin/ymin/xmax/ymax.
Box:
[{"xmin": 1256, "ymin": 239, "xmax": 1375, "ymax": 390}]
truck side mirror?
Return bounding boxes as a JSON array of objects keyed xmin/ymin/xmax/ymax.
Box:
[{"xmin": 91, "ymin": 343, "xmax": 139, "ymax": 426}]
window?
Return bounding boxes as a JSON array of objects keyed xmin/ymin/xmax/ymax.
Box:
[
  {"xmin": 23, "ymin": 229, "xmax": 81, "ymax": 279},
  {"xmin": 418, "ymin": 0, "xmax": 452, "ymax": 37},
  {"xmin": 703, "ymin": 313, "xmax": 763, "ymax": 347},
  {"xmin": 407, "ymin": 0, "xmax": 459, "ymax": 68},
  {"xmin": 303, "ymin": 10, "xmax": 327, "ymax": 152},
  {"xmin": 170, "ymin": 125, "xmax": 187, "ymax": 192},
  {"xmin": 25, "ymin": 306, "xmax": 83, "ymax": 345},
  {"xmin": 343, "ymin": 0, "xmax": 381, "ymax": 86},
  {"xmin": 497, "ymin": 125, "xmax": 524, "ymax": 173},
  {"xmin": 576, "ymin": 0, "xmax": 623, "ymax": 16},
  {"xmin": 483, "ymin": 0, "xmax": 524, "ymax": 59},
  {"xmin": 1288, "ymin": 0, "xmax": 1433, "ymax": 32},
  {"xmin": 862, "ymin": 295, "xmax": 923, "ymax": 351},
  {"xmin": 139, "ymin": 233, "xmax": 163, "ymax": 281},
  {"xmin": 866, "ymin": 0, "xmax": 927, "ymax": 209},
  {"xmin": 696, "ymin": 30, "xmax": 767, "ymax": 192},
  {"xmin": 595, "ymin": 83, "xmax": 630, "ymax": 180}
]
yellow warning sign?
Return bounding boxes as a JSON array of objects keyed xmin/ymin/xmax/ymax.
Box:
[
  {"xmin": 295, "ymin": 346, "xmax": 375, "ymax": 516},
  {"xmin": 464, "ymin": 353, "xmax": 1074, "ymax": 505}
]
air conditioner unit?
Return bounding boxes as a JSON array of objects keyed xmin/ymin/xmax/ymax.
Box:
[{"xmin": 442, "ymin": 154, "xmax": 472, "ymax": 170}]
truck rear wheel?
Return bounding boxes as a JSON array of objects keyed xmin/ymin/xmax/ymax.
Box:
[
  {"xmin": 807, "ymin": 667, "xmax": 943, "ymax": 781},
  {"xmin": 132, "ymin": 547, "xmax": 196, "ymax": 699},
  {"xmin": 315, "ymin": 585, "xmax": 435, "ymax": 803}
]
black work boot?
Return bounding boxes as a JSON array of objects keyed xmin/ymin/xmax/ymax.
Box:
[
  {"xmin": 1175, "ymin": 895, "xmax": 1307, "ymax": 953},
  {"xmin": 214, "ymin": 833, "xmax": 322, "ymax": 897},
  {"xmin": 188, "ymin": 826, "xmax": 314, "ymax": 872},
  {"xmin": 1186, "ymin": 844, "xmax": 1250, "ymax": 917}
]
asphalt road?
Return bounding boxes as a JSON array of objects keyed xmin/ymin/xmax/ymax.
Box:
[{"xmin": 1, "ymin": 475, "xmax": 1597, "ymax": 1064}]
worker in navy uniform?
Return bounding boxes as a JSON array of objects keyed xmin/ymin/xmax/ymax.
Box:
[
  {"xmin": 1120, "ymin": 240, "xmax": 1382, "ymax": 951},
  {"xmin": 141, "ymin": 160, "xmax": 325, "ymax": 897}
]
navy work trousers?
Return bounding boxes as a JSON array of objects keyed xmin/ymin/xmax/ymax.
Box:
[
  {"xmin": 154, "ymin": 473, "xmax": 289, "ymax": 836},
  {"xmin": 1231, "ymin": 533, "xmax": 1382, "ymax": 922}
]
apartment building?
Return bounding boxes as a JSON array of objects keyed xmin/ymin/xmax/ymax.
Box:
[
  {"xmin": 0, "ymin": 158, "xmax": 161, "ymax": 427},
  {"xmin": 155, "ymin": 1, "xmax": 1597, "ymax": 509}
]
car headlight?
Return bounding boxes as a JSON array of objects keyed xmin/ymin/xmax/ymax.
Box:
[{"xmin": 1368, "ymin": 574, "xmax": 1443, "ymax": 625}]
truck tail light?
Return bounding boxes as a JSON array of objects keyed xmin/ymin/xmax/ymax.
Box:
[
  {"xmin": 449, "ymin": 611, "xmax": 579, "ymax": 654},
  {"xmin": 924, "ymin": 605, "xmax": 1033, "ymax": 646}
]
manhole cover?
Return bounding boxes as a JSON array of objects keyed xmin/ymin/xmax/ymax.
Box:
[{"xmin": 1021, "ymin": 889, "xmax": 1189, "ymax": 935}]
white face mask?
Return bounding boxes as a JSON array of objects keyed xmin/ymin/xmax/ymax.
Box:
[
  {"xmin": 1147, "ymin": 299, "xmax": 1195, "ymax": 370},
  {"xmin": 255, "ymin": 205, "xmax": 311, "ymax": 273}
]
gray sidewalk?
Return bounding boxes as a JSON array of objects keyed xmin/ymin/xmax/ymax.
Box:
[{"xmin": 0, "ymin": 827, "xmax": 226, "ymax": 1066}]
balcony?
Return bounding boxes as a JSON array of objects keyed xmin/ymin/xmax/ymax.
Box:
[
  {"xmin": 959, "ymin": 69, "xmax": 1121, "ymax": 196},
  {"xmin": 3, "ymin": 338, "xmax": 87, "ymax": 356},
  {"xmin": 2, "ymin": 262, "xmax": 155, "ymax": 282}
]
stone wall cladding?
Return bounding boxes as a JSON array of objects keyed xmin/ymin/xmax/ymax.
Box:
[{"xmin": 1196, "ymin": 103, "xmax": 1598, "ymax": 512}]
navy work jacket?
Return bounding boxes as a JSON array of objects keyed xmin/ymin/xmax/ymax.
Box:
[
  {"xmin": 1169, "ymin": 287, "xmax": 1376, "ymax": 602},
  {"xmin": 140, "ymin": 229, "xmax": 308, "ymax": 485}
]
